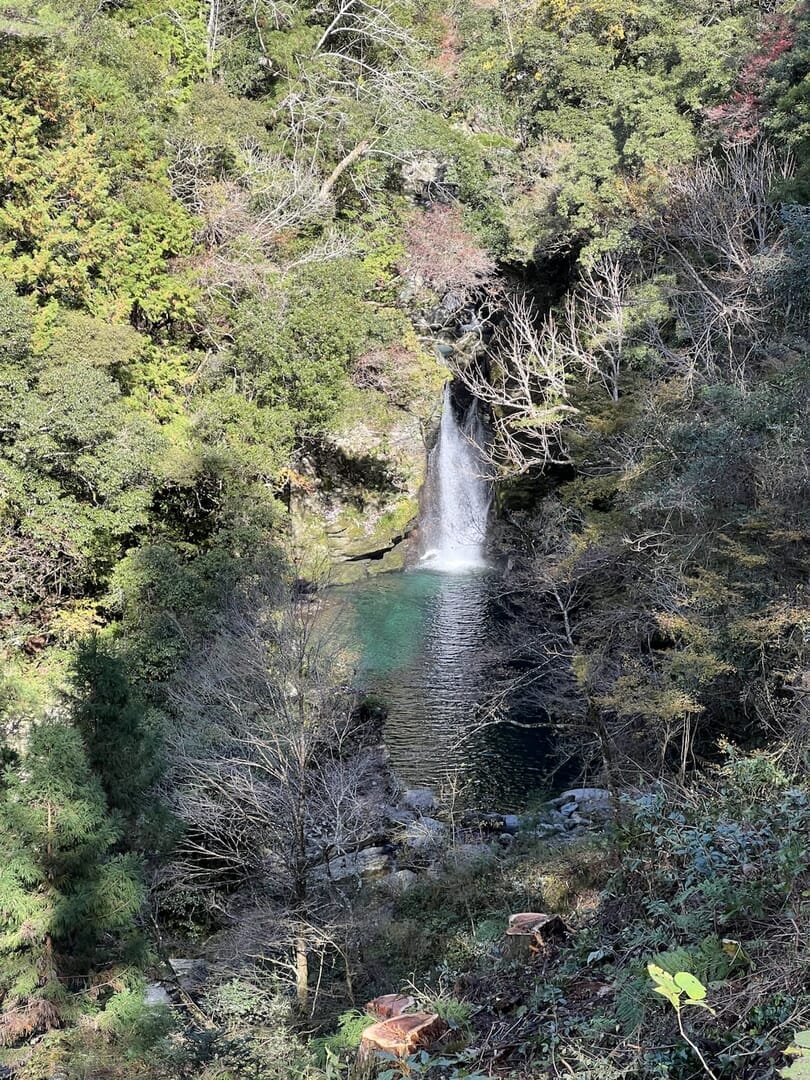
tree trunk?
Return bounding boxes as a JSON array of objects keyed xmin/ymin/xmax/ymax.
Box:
[
  {"xmin": 206, "ymin": 0, "xmax": 220, "ymax": 81},
  {"xmin": 318, "ymin": 140, "xmax": 372, "ymax": 202},
  {"xmin": 295, "ymin": 933, "xmax": 309, "ymax": 1009}
]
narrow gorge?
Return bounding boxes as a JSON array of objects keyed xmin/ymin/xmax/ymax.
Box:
[
  {"xmin": 1, "ymin": 3, "xmax": 808, "ymax": 1077},
  {"xmin": 329, "ymin": 371, "xmax": 553, "ymax": 804}
]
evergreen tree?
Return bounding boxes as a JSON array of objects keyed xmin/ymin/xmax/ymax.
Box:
[
  {"xmin": 70, "ymin": 637, "xmax": 162, "ymax": 818},
  {"xmin": 0, "ymin": 721, "xmax": 142, "ymax": 1042}
]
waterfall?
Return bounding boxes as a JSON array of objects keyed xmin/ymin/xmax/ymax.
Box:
[{"xmin": 420, "ymin": 384, "xmax": 491, "ymax": 572}]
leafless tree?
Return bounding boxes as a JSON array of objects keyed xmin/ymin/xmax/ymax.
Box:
[
  {"xmin": 474, "ymin": 496, "xmax": 717, "ymax": 789},
  {"xmin": 565, "ymin": 252, "xmax": 632, "ymax": 403},
  {"xmin": 454, "ymin": 292, "xmax": 577, "ymax": 476},
  {"xmin": 454, "ymin": 252, "xmax": 654, "ymax": 475},
  {"xmin": 643, "ymin": 141, "xmax": 791, "ymax": 387},
  {"xmin": 203, "ymin": 0, "xmax": 295, "ymax": 77},
  {"xmin": 458, "ymin": 145, "xmax": 792, "ymax": 481},
  {"xmin": 162, "ymin": 583, "xmax": 386, "ymax": 1008},
  {"xmin": 312, "ymin": 0, "xmax": 434, "ymax": 102}
]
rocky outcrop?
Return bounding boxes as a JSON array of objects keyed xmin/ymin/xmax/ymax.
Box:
[
  {"xmin": 401, "ymin": 787, "xmax": 439, "ymax": 813},
  {"xmin": 315, "ymin": 785, "xmax": 614, "ymax": 896},
  {"xmin": 290, "ymin": 346, "xmax": 445, "ymax": 584},
  {"xmin": 541, "ymin": 788, "xmax": 614, "ymax": 835},
  {"xmin": 289, "ymin": 236, "xmax": 495, "ymax": 584},
  {"xmin": 552, "ymin": 788, "xmax": 613, "ymax": 814},
  {"xmin": 382, "ymin": 868, "xmax": 418, "ymax": 894},
  {"xmin": 316, "ymin": 845, "xmax": 394, "ymax": 883},
  {"xmin": 401, "ymin": 816, "xmax": 447, "ymax": 851}
]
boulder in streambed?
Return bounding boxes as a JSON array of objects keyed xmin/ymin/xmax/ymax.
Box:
[
  {"xmin": 320, "ymin": 846, "xmax": 394, "ymax": 882},
  {"xmin": 401, "ymin": 787, "xmax": 438, "ymax": 813},
  {"xmin": 383, "ymin": 869, "xmax": 418, "ymax": 894},
  {"xmin": 553, "ymin": 788, "xmax": 614, "ymax": 828},
  {"xmin": 551, "ymin": 788, "xmax": 612, "ymax": 811},
  {"xmin": 403, "ymin": 816, "xmax": 446, "ymax": 850},
  {"xmin": 535, "ymin": 820, "xmax": 567, "ymax": 837},
  {"xmin": 383, "ymin": 805, "xmax": 418, "ymax": 827}
]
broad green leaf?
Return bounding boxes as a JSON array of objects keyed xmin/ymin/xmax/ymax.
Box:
[
  {"xmin": 794, "ymin": 1031, "xmax": 810, "ymax": 1049},
  {"xmin": 648, "ymin": 963, "xmax": 678, "ymax": 989},
  {"xmin": 651, "ymin": 985, "xmax": 680, "ymax": 1008},
  {"xmin": 674, "ymin": 972, "xmax": 707, "ymax": 1000},
  {"xmin": 685, "ymin": 1000, "xmax": 717, "ymax": 1015},
  {"xmin": 781, "ymin": 1061, "xmax": 810, "ymax": 1079}
]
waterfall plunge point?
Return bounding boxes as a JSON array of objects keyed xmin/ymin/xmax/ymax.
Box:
[{"xmin": 419, "ymin": 384, "xmax": 491, "ymax": 573}]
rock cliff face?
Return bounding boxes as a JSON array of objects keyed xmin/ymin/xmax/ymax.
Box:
[
  {"xmin": 289, "ymin": 237, "xmax": 495, "ymax": 584},
  {"xmin": 289, "ymin": 344, "xmax": 446, "ymax": 584}
]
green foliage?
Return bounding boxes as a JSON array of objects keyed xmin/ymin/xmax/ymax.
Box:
[
  {"xmin": 311, "ymin": 1008, "xmax": 377, "ymax": 1063},
  {"xmin": 0, "ymin": 319, "xmax": 166, "ymax": 624},
  {"xmin": 105, "ymin": 543, "xmax": 237, "ymax": 682},
  {"xmin": 1, "ymin": 1, "xmax": 808, "ymax": 1077},
  {"xmin": 70, "ymin": 636, "xmax": 163, "ymax": 817},
  {"xmin": 230, "ymin": 260, "xmax": 405, "ymax": 431},
  {"xmin": 0, "ymin": 35, "xmax": 196, "ymax": 323},
  {"xmin": 617, "ymin": 775, "xmax": 810, "ymax": 937},
  {"xmin": 0, "ymin": 280, "xmax": 34, "ymax": 362},
  {"xmin": 0, "ymin": 721, "xmax": 143, "ymax": 1022},
  {"xmin": 763, "ymin": 19, "xmax": 810, "ymax": 204},
  {"xmin": 423, "ymin": 994, "xmax": 474, "ymax": 1029},
  {"xmin": 198, "ymin": 977, "xmax": 319, "ymax": 1077},
  {"xmin": 647, "ymin": 964, "xmax": 711, "ymax": 1013},
  {"xmin": 44, "ymin": 309, "xmax": 142, "ymax": 370},
  {"xmin": 110, "ymin": 0, "xmax": 207, "ymax": 93},
  {"xmin": 456, "ymin": 0, "xmax": 759, "ymax": 252}
]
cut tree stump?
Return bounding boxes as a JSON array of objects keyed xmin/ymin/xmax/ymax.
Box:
[
  {"xmin": 359, "ymin": 1012, "xmax": 447, "ymax": 1060},
  {"xmin": 366, "ymin": 993, "xmax": 416, "ymax": 1020},
  {"xmin": 505, "ymin": 912, "xmax": 572, "ymax": 957}
]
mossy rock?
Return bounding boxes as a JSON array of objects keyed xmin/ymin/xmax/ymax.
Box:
[{"xmin": 290, "ymin": 362, "xmax": 443, "ymax": 577}]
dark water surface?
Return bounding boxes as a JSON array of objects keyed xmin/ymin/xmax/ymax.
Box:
[{"xmin": 330, "ymin": 569, "xmax": 549, "ymax": 809}]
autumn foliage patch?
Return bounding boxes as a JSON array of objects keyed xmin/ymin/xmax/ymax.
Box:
[
  {"xmin": 706, "ymin": 18, "xmax": 796, "ymax": 141},
  {"xmin": 400, "ymin": 205, "xmax": 495, "ymax": 294}
]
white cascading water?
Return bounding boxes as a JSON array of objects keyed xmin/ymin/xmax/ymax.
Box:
[{"xmin": 420, "ymin": 384, "xmax": 491, "ymax": 572}]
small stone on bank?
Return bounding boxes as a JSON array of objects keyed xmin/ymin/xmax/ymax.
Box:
[
  {"xmin": 144, "ymin": 983, "xmax": 172, "ymax": 1007},
  {"xmin": 384, "ymin": 869, "xmax": 418, "ymax": 893}
]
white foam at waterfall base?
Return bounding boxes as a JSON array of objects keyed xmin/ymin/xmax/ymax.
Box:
[{"xmin": 420, "ymin": 385, "xmax": 491, "ymax": 573}]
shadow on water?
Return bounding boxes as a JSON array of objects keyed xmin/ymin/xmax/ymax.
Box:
[{"xmin": 331, "ymin": 568, "xmax": 550, "ymax": 810}]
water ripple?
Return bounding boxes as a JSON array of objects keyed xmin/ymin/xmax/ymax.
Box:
[{"xmin": 332, "ymin": 569, "xmax": 549, "ymax": 809}]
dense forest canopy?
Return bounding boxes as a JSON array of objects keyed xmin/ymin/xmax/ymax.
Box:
[{"xmin": 0, "ymin": 0, "xmax": 808, "ymax": 1076}]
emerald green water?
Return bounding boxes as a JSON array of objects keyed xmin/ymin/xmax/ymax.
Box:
[{"xmin": 332, "ymin": 569, "xmax": 549, "ymax": 809}]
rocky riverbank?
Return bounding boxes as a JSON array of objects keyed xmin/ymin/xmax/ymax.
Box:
[{"xmin": 314, "ymin": 783, "xmax": 615, "ymax": 895}]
